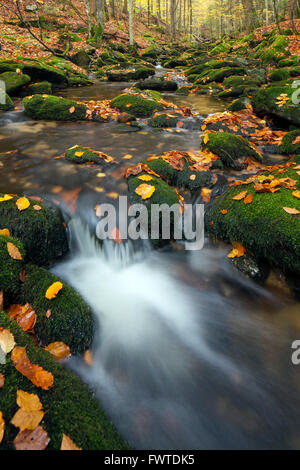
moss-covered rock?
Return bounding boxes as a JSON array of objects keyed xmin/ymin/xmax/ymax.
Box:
[
  {"xmin": 20, "ymin": 265, "xmax": 94, "ymax": 354},
  {"xmin": 279, "ymin": 129, "xmax": 300, "ymax": 154},
  {"xmin": 0, "ymin": 311, "xmax": 129, "ymax": 450},
  {"xmin": 0, "ymin": 234, "xmax": 25, "ymax": 299},
  {"xmin": 0, "ymin": 72, "xmax": 31, "ymax": 95},
  {"xmin": 141, "ymin": 46, "xmax": 162, "ymax": 60},
  {"xmin": 210, "ymin": 42, "xmax": 232, "ymax": 55},
  {"xmin": 136, "ymin": 78, "xmax": 178, "ymax": 92},
  {"xmin": 26, "ymin": 81, "xmax": 52, "ymax": 95},
  {"xmin": 198, "ymin": 67, "xmax": 246, "ymax": 84},
  {"xmin": 228, "ymin": 97, "xmax": 250, "ymax": 112},
  {"xmin": 162, "ymin": 58, "xmax": 187, "ymax": 68},
  {"xmin": 252, "ymin": 86, "xmax": 300, "ymax": 126},
  {"xmin": 201, "ymin": 132, "xmax": 262, "ymax": 169},
  {"xmin": 107, "ymin": 66, "xmax": 154, "ymax": 81},
  {"xmin": 269, "ymin": 68, "xmax": 290, "ymax": 82},
  {"xmin": 0, "ymin": 94, "xmax": 14, "ymax": 111},
  {"xmin": 223, "ymin": 75, "xmax": 259, "ymax": 88},
  {"xmin": 22, "ymin": 62, "xmax": 68, "ymax": 88},
  {"xmin": 65, "ymin": 145, "xmax": 115, "ymax": 166},
  {"xmin": 205, "ymin": 165, "xmax": 300, "ymax": 275},
  {"xmin": 23, "ymin": 95, "xmax": 87, "ymax": 121},
  {"xmin": 257, "ymin": 36, "xmax": 289, "ymax": 63},
  {"xmin": 67, "ymin": 74, "xmax": 93, "ymax": 87},
  {"xmin": 175, "ymin": 86, "xmax": 191, "ymax": 95},
  {"xmin": 0, "ymin": 194, "xmax": 68, "ymax": 266},
  {"xmin": 148, "ymin": 112, "xmax": 182, "ymax": 128},
  {"xmin": 70, "ymin": 50, "xmax": 91, "ymax": 68},
  {"xmin": 110, "ymin": 93, "xmax": 163, "ymax": 117}
]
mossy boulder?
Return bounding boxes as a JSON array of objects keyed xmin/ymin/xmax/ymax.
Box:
[
  {"xmin": 20, "ymin": 265, "xmax": 94, "ymax": 354},
  {"xmin": 26, "ymin": 81, "xmax": 52, "ymax": 95},
  {"xmin": 65, "ymin": 146, "xmax": 115, "ymax": 166},
  {"xmin": 269, "ymin": 68, "xmax": 290, "ymax": 82},
  {"xmin": 141, "ymin": 46, "xmax": 162, "ymax": 60},
  {"xmin": 205, "ymin": 165, "xmax": 300, "ymax": 275},
  {"xmin": 0, "ymin": 94, "xmax": 14, "ymax": 111},
  {"xmin": 67, "ymin": 74, "xmax": 93, "ymax": 87},
  {"xmin": 259, "ymin": 36, "xmax": 289, "ymax": 63},
  {"xmin": 175, "ymin": 86, "xmax": 191, "ymax": 95},
  {"xmin": 0, "ymin": 311, "xmax": 129, "ymax": 450},
  {"xmin": 0, "ymin": 194, "xmax": 68, "ymax": 266},
  {"xmin": 107, "ymin": 66, "xmax": 154, "ymax": 81},
  {"xmin": 0, "ymin": 72, "xmax": 31, "ymax": 96},
  {"xmin": 0, "ymin": 234, "xmax": 25, "ymax": 299},
  {"xmin": 252, "ymin": 86, "xmax": 300, "ymax": 126},
  {"xmin": 162, "ymin": 59, "xmax": 187, "ymax": 68},
  {"xmin": 223, "ymin": 76, "xmax": 259, "ymax": 88},
  {"xmin": 198, "ymin": 67, "xmax": 246, "ymax": 84},
  {"xmin": 228, "ymin": 97, "xmax": 250, "ymax": 112},
  {"xmin": 22, "ymin": 62, "xmax": 68, "ymax": 88},
  {"xmin": 110, "ymin": 93, "xmax": 163, "ymax": 117},
  {"xmin": 70, "ymin": 50, "xmax": 91, "ymax": 68},
  {"xmin": 201, "ymin": 132, "xmax": 262, "ymax": 169},
  {"xmin": 136, "ymin": 78, "xmax": 178, "ymax": 92},
  {"xmin": 210, "ymin": 42, "xmax": 232, "ymax": 55},
  {"xmin": 279, "ymin": 129, "xmax": 300, "ymax": 155},
  {"xmin": 23, "ymin": 95, "xmax": 87, "ymax": 121},
  {"xmin": 148, "ymin": 112, "xmax": 182, "ymax": 128}
]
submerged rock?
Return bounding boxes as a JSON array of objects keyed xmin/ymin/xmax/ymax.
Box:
[
  {"xmin": 65, "ymin": 145, "xmax": 115, "ymax": 166},
  {"xmin": 231, "ymin": 253, "xmax": 270, "ymax": 283},
  {"xmin": 0, "ymin": 311, "xmax": 129, "ymax": 450},
  {"xmin": 148, "ymin": 112, "xmax": 182, "ymax": 128},
  {"xmin": 0, "ymin": 194, "xmax": 68, "ymax": 266}
]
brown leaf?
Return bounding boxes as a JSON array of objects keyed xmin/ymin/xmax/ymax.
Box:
[
  {"xmin": 0, "ymin": 373, "xmax": 4, "ymax": 388},
  {"xmin": 0, "ymin": 412, "xmax": 4, "ymax": 444},
  {"xmin": 45, "ymin": 342, "xmax": 71, "ymax": 361},
  {"xmin": 33, "ymin": 205, "xmax": 42, "ymax": 211},
  {"xmin": 61, "ymin": 434, "xmax": 82, "ymax": 451},
  {"xmin": 8, "ymin": 304, "xmax": 37, "ymax": 332},
  {"xmin": 0, "ymin": 290, "xmax": 3, "ymax": 311},
  {"xmin": 13, "ymin": 426, "xmax": 50, "ymax": 450}
]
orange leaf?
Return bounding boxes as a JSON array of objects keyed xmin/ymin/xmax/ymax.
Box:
[
  {"xmin": 7, "ymin": 242, "xmax": 22, "ymax": 260},
  {"xmin": 220, "ymin": 209, "xmax": 228, "ymax": 215},
  {"xmin": 8, "ymin": 304, "xmax": 36, "ymax": 332},
  {"xmin": 84, "ymin": 349, "xmax": 93, "ymax": 366},
  {"xmin": 232, "ymin": 191, "xmax": 247, "ymax": 201},
  {"xmin": 227, "ymin": 242, "xmax": 245, "ymax": 258},
  {"xmin": 0, "ymin": 373, "xmax": 4, "ymax": 388},
  {"xmin": 11, "ymin": 346, "xmax": 54, "ymax": 390},
  {"xmin": 45, "ymin": 282, "xmax": 63, "ymax": 300},
  {"xmin": 0, "ymin": 228, "xmax": 10, "ymax": 236},
  {"xmin": 33, "ymin": 205, "xmax": 42, "ymax": 211},
  {"xmin": 201, "ymin": 187, "xmax": 212, "ymax": 203},
  {"xmin": 292, "ymin": 190, "xmax": 300, "ymax": 199},
  {"xmin": 69, "ymin": 106, "xmax": 75, "ymax": 114},
  {"xmin": 243, "ymin": 194, "xmax": 253, "ymax": 204},
  {"xmin": 203, "ymin": 133, "xmax": 209, "ymax": 145},
  {"xmin": 16, "ymin": 197, "xmax": 30, "ymax": 211},
  {"xmin": 61, "ymin": 434, "xmax": 82, "ymax": 451},
  {"xmin": 45, "ymin": 342, "xmax": 71, "ymax": 361},
  {"xmin": 0, "ymin": 412, "xmax": 4, "ymax": 444}
]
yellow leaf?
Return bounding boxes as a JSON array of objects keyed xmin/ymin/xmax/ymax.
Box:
[
  {"xmin": 45, "ymin": 282, "xmax": 63, "ymax": 300},
  {"xmin": 7, "ymin": 242, "xmax": 22, "ymax": 260},
  {"xmin": 45, "ymin": 342, "xmax": 71, "ymax": 361},
  {"xmin": 11, "ymin": 408, "xmax": 44, "ymax": 432},
  {"xmin": 16, "ymin": 390, "xmax": 42, "ymax": 411},
  {"xmin": 203, "ymin": 133, "xmax": 209, "ymax": 145},
  {"xmin": 0, "ymin": 412, "xmax": 4, "ymax": 444},
  {"xmin": 16, "ymin": 197, "xmax": 30, "ymax": 211},
  {"xmin": 106, "ymin": 192, "xmax": 119, "ymax": 199},
  {"xmin": 135, "ymin": 184, "xmax": 156, "ymax": 200},
  {"xmin": 283, "ymin": 207, "xmax": 300, "ymax": 215},
  {"xmin": 0, "ymin": 328, "xmax": 16, "ymax": 354},
  {"xmin": 232, "ymin": 191, "xmax": 247, "ymax": 201},
  {"xmin": 138, "ymin": 174, "xmax": 153, "ymax": 181},
  {"xmin": 0, "ymin": 228, "xmax": 10, "ymax": 236},
  {"xmin": 75, "ymin": 151, "xmax": 84, "ymax": 157},
  {"xmin": 292, "ymin": 190, "xmax": 300, "ymax": 199},
  {"xmin": 69, "ymin": 106, "xmax": 75, "ymax": 114},
  {"xmin": 0, "ymin": 194, "xmax": 13, "ymax": 202},
  {"xmin": 61, "ymin": 434, "xmax": 82, "ymax": 451},
  {"xmin": 227, "ymin": 242, "xmax": 245, "ymax": 259},
  {"xmin": 122, "ymin": 154, "xmax": 133, "ymax": 160},
  {"xmin": 189, "ymin": 174, "xmax": 196, "ymax": 181}
]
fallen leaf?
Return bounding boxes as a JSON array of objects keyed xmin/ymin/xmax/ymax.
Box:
[
  {"xmin": 69, "ymin": 106, "xmax": 75, "ymax": 114},
  {"xmin": 84, "ymin": 349, "xmax": 93, "ymax": 366},
  {"xmin": 122, "ymin": 154, "xmax": 133, "ymax": 159},
  {"xmin": 201, "ymin": 187, "xmax": 212, "ymax": 203},
  {"xmin": 0, "ymin": 291, "xmax": 3, "ymax": 310},
  {"xmin": 0, "ymin": 328, "xmax": 15, "ymax": 354},
  {"xmin": 220, "ymin": 209, "xmax": 228, "ymax": 215},
  {"xmin": 189, "ymin": 174, "xmax": 196, "ymax": 181},
  {"xmin": 61, "ymin": 434, "xmax": 82, "ymax": 451},
  {"xmin": 45, "ymin": 282, "xmax": 63, "ymax": 300},
  {"xmin": 45, "ymin": 309, "xmax": 52, "ymax": 319},
  {"xmin": 203, "ymin": 133, "xmax": 209, "ymax": 144},
  {"xmin": 0, "ymin": 412, "xmax": 4, "ymax": 444},
  {"xmin": 16, "ymin": 197, "xmax": 30, "ymax": 211},
  {"xmin": 227, "ymin": 242, "xmax": 246, "ymax": 258},
  {"xmin": 33, "ymin": 205, "xmax": 42, "ymax": 211},
  {"xmin": 8, "ymin": 304, "xmax": 36, "ymax": 332},
  {"xmin": 11, "ymin": 346, "xmax": 54, "ymax": 390},
  {"xmin": 292, "ymin": 190, "xmax": 300, "ymax": 199},
  {"xmin": 135, "ymin": 183, "xmax": 156, "ymax": 200},
  {"xmin": 106, "ymin": 192, "xmax": 119, "ymax": 199},
  {"xmin": 75, "ymin": 151, "xmax": 84, "ymax": 157},
  {"xmin": 0, "ymin": 194, "xmax": 13, "ymax": 202},
  {"xmin": 283, "ymin": 207, "xmax": 300, "ymax": 215},
  {"xmin": 243, "ymin": 194, "xmax": 253, "ymax": 204},
  {"xmin": 45, "ymin": 342, "xmax": 71, "ymax": 361},
  {"xmin": 0, "ymin": 228, "xmax": 10, "ymax": 236},
  {"xmin": 13, "ymin": 426, "xmax": 50, "ymax": 450},
  {"xmin": 233, "ymin": 191, "xmax": 247, "ymax": 201},
  {"xmin": 7, "ymin": 242, "xmax": 22, "ymax": 260},
  {"xmin": 0, "ymin": 373, "xmax": 4, "ymax": 388}
]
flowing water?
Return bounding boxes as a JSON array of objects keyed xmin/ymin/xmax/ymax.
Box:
[{"xmin": 1, "ymin": 76, "xmax": 300, "ymax": 449}]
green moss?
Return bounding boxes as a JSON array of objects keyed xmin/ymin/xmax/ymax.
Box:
[
  {"xmin": 279, "ymin": 129, "xmax": 300, "ymax": 154},
  {"xmin": 269, "ymin": 68, "xmax": 290, "ymax": 82},
  {"xmin": 107, "ymin": 66, "xmax": 154, "ymax": 81},
  {"xmin": 162, "ymin": 59, "xmax": 187, "ymax": 68},
  {"xmin": 20, "ymin": 265, "xmax": 94, "ymax": 354},
  {"xmin": 0, "ymin": 72, "xmax": 31, "ymax": 95},
  {"xmin": 65, "ymin": 146, "xmax": 114, "ymax": 165},
  {"xmin": 210, "ymin": 42, "xmax": 232, "ymax": 55},
  {"xmin": 0, "ymin": 312, "xmax": 129, "ymax": 450},
  {"xmin": 228, "ymin": 97, "xmax": 250, "ymax": 112},
  {"xmin": 141, "ymin": 46, "xmax": 162, "ymax": 59},
  {"xmin": 0, "ymin": 234, "xmax": 25, "ymax": 299},
  {"xmin": 223, "ymin": 76, "xmax": 259, "ymax": 88},
  {"xmin": 289, "ymin": 66, "xmax": 300, "ymax": 77},
  {"xmin": 67, "ymin": 74, "xmax": 93, "ymax": 87},
  {"xmin": 22, "ymin": 62, "xmax": 68, "ymax": 87},
  {"xmin": 175, "ymin": 86, "xmax": 191, "ymax": 95},
  {"xmin": 0, "ymin": 94, "xmax": 14, "ymax": 111},
  {"xmin": 259, "ymin": 36, "xmax": 289, "ymax": 63},
  {"xmin": 70, "ymin": 50, "xmax": 91, "ymax": 68},
  {"xmin": 205, "ymin": 166, "xmax": 300, "ymax": 274},
  {"xmin": 136, "ymin": 78, "xmax": 177, "ymax": 92},
  {"xmin": 201, "ymin": 132, "xmax": 262, "ymax": 168},
  {"xmin": 252, "ymin": 85, "xmax": 300, "ymax": 126},
  {"xmin": 110, "ymin": 93, "xmax": 163, "ymax": 117},
  {"xmin": 0, "ymin": 194, "xmax": 68, "ymax": 266},
  {"xmin": 26, "ymin": 81, "xmax": 52, "ymax": 95},
  {"xmin": 23, "ymin": 95, "xmax": 87, "ymax": 121},
  {"xmin": 148, "ymin": 113, "xmax": 182, "ymax": 128},
  {"xmin": 199, "ymin": 67, "xmax": 246, "ymax": 84}
]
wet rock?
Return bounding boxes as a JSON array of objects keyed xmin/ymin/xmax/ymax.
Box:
[
  {"xmin": 26, "ymin": 81, "xmax": 52, "ymax": 95},
  {"xmin": 107, "ymin": 66, "xmax": 154, "ymax": 81},
  {"xmin": 136, "ymin": 78, "xmax": 178, "ymax": 92},
  {"xmin": 110, "ymin": 93, "xmax": 163, "ymax": 117},
  {"xmin": 0, "ymin": 71, "xmax": 31, "ymax": 95},
  {"xmin": 70, "ymin": 50, "xmax": 91, "ymax": 68},
  {"xmin": 117, "ymin": 112, "xmax": 136, "ymax": 123},
  {"xmin": 65, "ymin": 145, "xmax": 116, "ymax": 166},
  {"xmin": 148, "ymin": 112, "xmax": 182, "ymax": 128},
  {"xmin": 278, "ymin": 129, "xmax": 300, "ymax": 155},
  {"xmin": 231, "ymin": 254, "xmax": 270, "ymax": 283},
  {"xmin": 0, "ymin": 311, "xmax": 130, "ymax": 450},
  {"xmin": 0, "ymin": 193, "xmax": 68, "ymax": 266},
  {"xmin": 23, "ymin": 94, "xmax": 87, "ymax": 121},
  {"xmin": 252, "ymin": 85, "xmax": 300, "ymax": 127},
  {"xmin": 0, "ymin": 93, "xmax": 14, "ymax": 111},
  {"xmin": 228, "ymin": 97, "xmax": 250, "ymax": 112}
]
